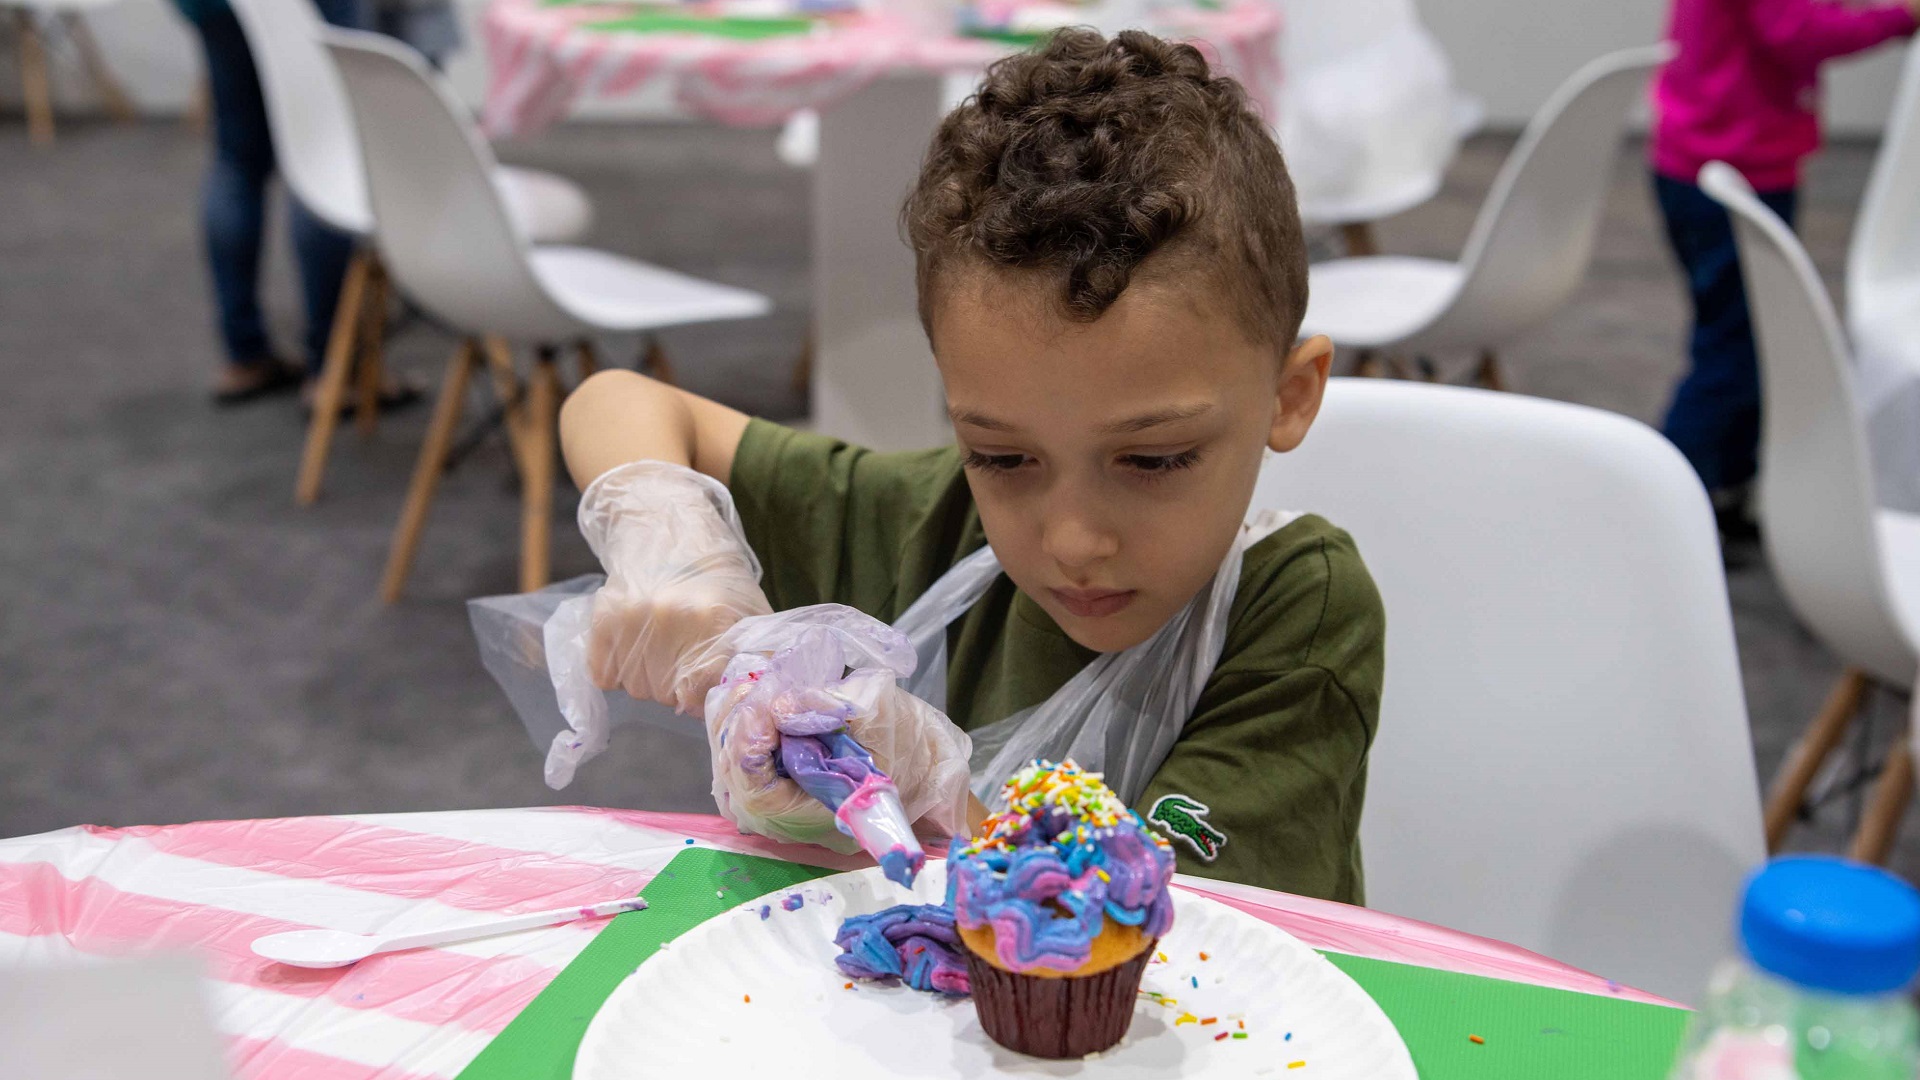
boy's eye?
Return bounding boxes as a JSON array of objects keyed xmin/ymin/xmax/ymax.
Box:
[
  {"xmin": 1121, "ymin": 449, "xmax": 1202, "ymax": 474},
  {"xmin": 963, "ymin": 450, "xmax": 1033, "ymax": 472}
]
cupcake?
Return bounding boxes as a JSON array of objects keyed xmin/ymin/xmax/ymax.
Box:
[{"xmin": 947, "ymin": 760, "xmax": 1176, "ymax": 1059}]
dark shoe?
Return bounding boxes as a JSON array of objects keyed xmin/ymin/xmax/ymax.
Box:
[
  {"xmin": 213, "ymin": 358, "xmax": 304, "ymax": 406},
  {"xmin": 301, "ymin": 380, "xmax": 426, "ymax": 419}
]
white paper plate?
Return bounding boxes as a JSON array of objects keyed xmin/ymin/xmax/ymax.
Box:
[{"xmin": 575, "ymin": 864, "xmax": 1415, "ymax": 1079}]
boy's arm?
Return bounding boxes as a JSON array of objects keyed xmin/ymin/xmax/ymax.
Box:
[
  {"xmin": 560, "ymin": 369, "xmax": 752, "ymax": 489},
  {"xmin": 557, "ymin": 371, "xmax": 773, "ymax": 713},
  {"xmin": 1747, "ymin": 0, "xmax": 1918, "ymax": 71}
]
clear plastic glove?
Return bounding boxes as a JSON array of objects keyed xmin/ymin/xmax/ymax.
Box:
[
  {"xmin": 703, "ymin": 607, "xmax": 974, "ymax": 854},
  {"xmin": 578, "ymin": 460, "xmax": 774, "ymax": 715}
]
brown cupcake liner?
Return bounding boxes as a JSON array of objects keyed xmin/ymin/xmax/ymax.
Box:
[{"xmin": 961, "ymin": 938, "xmax": 1156, "ymax": 1059}]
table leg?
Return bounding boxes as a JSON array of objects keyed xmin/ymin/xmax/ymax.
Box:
[{"xmin": 811, "ymin": 74, "xmax": 951, "ymax": 451}]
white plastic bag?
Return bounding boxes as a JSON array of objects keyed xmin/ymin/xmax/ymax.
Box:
[
  {"xmin": 894, "ymin": 510, "xmax": 1298, "ymax": 807},
  {"xmin": 468, "ymin": 575, "xmax": 700, "ymax": 790},
  {"xmin": 477, "ymin": 511, "xmax": 1296, "ymax": 814},
  {"xmin": 1276, "ymin": 2, "xmax": 1461, "ymax": 222}
]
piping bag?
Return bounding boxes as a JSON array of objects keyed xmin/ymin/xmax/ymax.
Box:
[{"xmin": 704, "ymin": 606, "xmax": 929, "ymax": 887}]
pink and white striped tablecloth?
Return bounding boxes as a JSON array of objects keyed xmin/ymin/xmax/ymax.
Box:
[
  {"xmin": 0, "ymin": 807, "xmax": 1671, "ymax": 1079},
  {"xmin": 481, "ymin": 0, "xmax": 1282, "ymax": 135}
]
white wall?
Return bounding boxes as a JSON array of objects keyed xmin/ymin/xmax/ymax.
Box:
[
  {"xmin": 9, "ymin": 0, "xmax": 1912, "ymax": 136},
  {"xmin": 1417, "ymin": 0, "xmax": 1908, "ymax": 135}
]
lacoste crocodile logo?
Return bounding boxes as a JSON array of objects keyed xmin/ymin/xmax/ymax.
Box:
[{"xmin": 1147, "ymin": 794, "xmax": 1226, "ymax": 861}]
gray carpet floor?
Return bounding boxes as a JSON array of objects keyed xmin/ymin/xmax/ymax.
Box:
[{"xmin": 1, "ymin": 119, "xmax": 1913, "ymax": 886}]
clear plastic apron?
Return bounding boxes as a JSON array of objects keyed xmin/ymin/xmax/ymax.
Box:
[{"xmin": 893, "ymin": 510, "xmax": 1297, "ymax": 808}]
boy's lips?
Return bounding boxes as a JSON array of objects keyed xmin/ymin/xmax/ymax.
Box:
[{"xmin": 1048, "ymin": 587, "xmax": 1137, "ymax": 618}]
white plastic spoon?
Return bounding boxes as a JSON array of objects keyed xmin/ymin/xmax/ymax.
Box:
[{"xmin": 251, "ymin": 896, "xmax": 649, "ymax": 969}]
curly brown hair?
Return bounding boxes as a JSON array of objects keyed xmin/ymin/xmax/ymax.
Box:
[{"xmin": 904, "ymin": 28, "xmax": 1307, "ymax": 350}]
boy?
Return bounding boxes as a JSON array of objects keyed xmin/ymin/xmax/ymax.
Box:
[{"xmin": 559, "ymin": 29, "xmax": 1382, "ymax": 904}]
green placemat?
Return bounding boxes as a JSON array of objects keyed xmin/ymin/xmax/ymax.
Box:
[
  {"xmin": 457, "ymin": 846, "xmax": 1689, "ymax": 1080},
  {"xmin": 583, "ymin": 12, "xmax": 817, "ymax": 38},
  {"xmin": 1324, "ymin": 953, "xmax": 1688, "ymax": 1078}
]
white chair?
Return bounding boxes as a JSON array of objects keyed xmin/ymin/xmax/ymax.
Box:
[
  {"xmin": 1275, "ymin": 0, "xmax": 1462, "ymax": 252},
  {"xmin": 1846, "ymin": 41, "xmax": 1920, "ymax": 513},
  {"xmin": 1253, "ymin": 378, "xmax": 1764, "ymax": 1004},
  {"xmin": 1299, "ymin": 45, "xmax": 1671, "ymax": 388},
  {"xmin": 320, "ymin": 28, "xmax": 771, "ymax": 600},
  {"xmin": 229, "ymin": 0, "xmax": 594, "ymax": 505},
  {"xmin": 1702, "ymin": 160, "xmax": 1918, "ymax": 866},
  {"xmin": 4, "ymin": 0, "xmax": 135, "ymax": 144}
]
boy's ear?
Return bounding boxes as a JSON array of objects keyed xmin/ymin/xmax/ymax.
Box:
[{"xmin": 1268, "ymin": 335, "xmax": 1334, "ymax": 453}]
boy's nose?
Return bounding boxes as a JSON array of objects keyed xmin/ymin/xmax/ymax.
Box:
[{"xmin": 1041, "ymin": 511, "xmax": 1120, "ymax": 572}]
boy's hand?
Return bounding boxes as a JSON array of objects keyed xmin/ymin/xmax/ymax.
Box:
[
  {"xmin": 708, "ymin": 679, "xmax": 976, "ymax": 852},
  {"xmin": 579, "ymin": 461, "xmax": 773, "ymax": 715}
]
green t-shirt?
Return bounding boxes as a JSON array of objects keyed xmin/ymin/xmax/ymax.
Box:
[{"xmin": 731, "ymin": 419, "xmax": 1385, "ymax": 904}]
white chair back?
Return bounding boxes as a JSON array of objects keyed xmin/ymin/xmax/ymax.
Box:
[
  {"xmin": 1410, "ymin": 45, "xmax": 1671, "ymax": 353},
  {"xmin": 1848, "ymin": 42, "xmax": 1920, "ymax": 328},
  {"xmin": 227, "ymin": 0, "xmax": 370, "ymax": 235},
  {"xmin": 1702, "ymin": 162, "xmax": 1917, "ymax": 686},
  {"xmin": 1253, "ymin": 378, "xmax": 1763, "ymax": 1004},
  {"xmin": 320, "ymin": 28, "xmax": 573, "ymax": 340}
]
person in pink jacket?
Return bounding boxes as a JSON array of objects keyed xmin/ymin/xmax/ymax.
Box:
[{"xmin": 1651, "ymin": 0, "xmax": 1917, "ymax": 540}]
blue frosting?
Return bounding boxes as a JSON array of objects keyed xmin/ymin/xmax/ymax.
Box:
[
  {"xmin": 834, "ymin": 903, "xmax": 970, "ymax": 995},
  {"xmin": 946, "ymin": 810, "xmax": 1175, "ymax": 973}
]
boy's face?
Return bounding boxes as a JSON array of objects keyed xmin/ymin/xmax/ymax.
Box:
[{"xmin": 932, "ymin": 269, "xmax": 1333, "ymax": 653}]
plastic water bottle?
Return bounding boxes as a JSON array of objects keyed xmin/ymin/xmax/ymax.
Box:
[{"xmin": 1669, "ymin": 855, "xmax": 1920, "ymax": 1080}]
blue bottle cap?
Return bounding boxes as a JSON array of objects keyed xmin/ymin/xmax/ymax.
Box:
[{"xmin": 1739, "ymin": 855, "xmax": 1920, "ymax": 996}]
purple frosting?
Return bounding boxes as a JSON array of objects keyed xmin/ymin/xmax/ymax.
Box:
[
  {"xmin": 834, "ymin": 903, "xmax": 971, "ymax": 996},
  {"xmin": 946, "ymin": 807, "xmax": 1175, "ymax": 974},
  {"xmin": 777, "ymin": 728, "xmax": 884, "ymax": 810}
]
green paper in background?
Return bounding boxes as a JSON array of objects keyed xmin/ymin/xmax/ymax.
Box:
[
  {"xmin": 958, "ymin": 26, "xmax": 1049, "ymax": 45},
  {"xmin": 583, "ymin": 12, "xmax": 818, "ymax": 38},
  {"xmin": 457, "ymin": 846, "xmax": 1692, "ymax": 1080},
  {"xmin": 455, "ymin": 847, "xmax": 833, "ymax": 1080}
]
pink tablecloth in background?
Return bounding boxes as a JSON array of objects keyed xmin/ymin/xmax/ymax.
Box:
[
  {"xmin": 0, "ymin": 807, "xmax": 1672, "ymax": 1079},
  {"xmin": 481, "ymin": 0, "xmax": 1283, "ymax": 135}
]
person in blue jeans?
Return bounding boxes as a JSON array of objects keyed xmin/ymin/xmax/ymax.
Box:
[
  {"xmin": 173, "ymin": 0, "xmax": 364, "ymax": 405},
  {"xmin": 1653, "ymin": 177, "xmax": 1796, "ymax": 538},
  {"xmin": 1649, "ymin": 0, "xmax": 1915, "ymax": 538}
]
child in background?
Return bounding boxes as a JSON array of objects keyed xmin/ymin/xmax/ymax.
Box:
[
  {"xmin": 1652, "ymin": 0, "xmax": 1918, "ymax": 536},
  {"xmin": 559, "ymin": 30, "xmax": 1384, "ymax": 903}
]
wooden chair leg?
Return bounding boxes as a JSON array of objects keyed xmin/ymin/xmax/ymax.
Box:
[
  {"xmin": 574, "ymin": 338, "xmax": 600, "ymax": 380},
  {"xmin": 1338, "ymin": 222, "xmax": 1380, "ymax": 258},
  {"xmin": 380, "ymin": 340, "xmax": 478, "ymax": 603},
  {"xmin": 520, "ymin": 351, "xmax": 560, "ymax": 593},
  {"xmin": 294, "ymin": 248, "xmax": 373, "ymax": 505},
  {"xmin": 1476, "ymin": 349, "xmax": 1507, "ymax": 392},
  {"xmin": 483, "ymin": 336, "xmax": 531, "ymax": 476},
  {"xmin": 184, "ymin": 74, "xmax": 209, "ymax": 136},
  {"xmin": 789, "ymin": 322, "xmax": 814, "ymax": 398},
  {"xmin": 1764, "ymin": 668, "xmax": 1870, "ymax": 850},
  {"xmin": 1848, "ymin": 740, "xmax": 1914, "ymax": 865},
  {"xmin": 60, "ymin": 13, "xmax": 136, "ymax": 122},
  {"xmin": 354, "ymin": 260, "xmax": 388, "ymax": 436},
  {"xmin": 17, "ymin": 11, "xmax": 55, "ymax": 146},
  {"xmin": 640, "ymin": 335, "xmax": 677, "ymax": 385}
]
